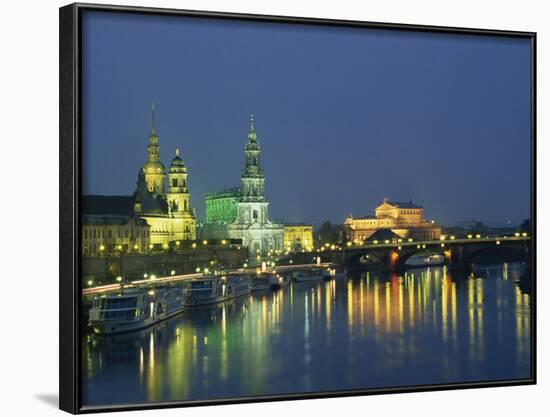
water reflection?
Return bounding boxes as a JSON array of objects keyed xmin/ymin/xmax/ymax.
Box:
[{"xmin": 83, "ymin": 262, "xmax": 531, "ymax": 406}]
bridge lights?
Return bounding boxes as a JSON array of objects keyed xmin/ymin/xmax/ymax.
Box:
[
  {"xmin": 450, "ymin": 235, "xmax": 456, "ymax": 240},
  {"xmin": 116, "ymin": 276, "xmax": 122, "ymax": 283},
  {"xmin": 422, "ymin": 244, "xmax": 426, "ymax": 249},
  {"xmin": 467, "ymin": 234, "xmax": 473, "ymax": 239},
  {"xmin": 521, "ymin": 232, "xmax": 528, "ymax": 237},
  {"xmin": 440, "ymin": 236, "xmax": 446, "ymax": 241},
  {"xmin": 346, "ymin": 241, "xmax": 352, "ymax": 247},
  {"xmin": 476, "ymin": 234, "xmax": 481, "ymax": 239},
  {"xmin": 514, "ymin": 232, "xmax": 520, "ymax": 237},
  {"xmin": 496, "ymin": 240, "xmax": 501, "ymax": 245},
  {"xmin": 87, "ymin": 280, "xmax": 94, "ymax": 287},
  {"xmin": 398, "ymin": 246, "xmax": 402, "ymax": 250},
  {"xmin": 417, "ymin": 244, "xmax": 421, "ymax": 249},
  {"xmin": 441, "ymin": 243, "xmax": 445, "ymax": 247},
  {"xmin": 171, "ymin": 270, "xmax": 176, "ymax": 275},
  {"xmin": 408, "ymin": 238, "xmax": 413, "ymax": 242}
]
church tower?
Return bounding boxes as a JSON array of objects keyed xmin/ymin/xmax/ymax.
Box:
[
  {"xmin": 167, "ymin": 148, "xmax": 197, "ymax": 240},
  {"xmin": 241, "ymin": 114, "xmax": 266, "ymax": 201},
  {"xmin": 237, "ymin": 114, "xmax": 269, "ymax": 225},
  {"xmin": 167, "ymin": 149, "xmax": 190, "ymax": 214},
  {"xmin": 142, "ymin": 104, "xmax": 165, "ymax": 195}
]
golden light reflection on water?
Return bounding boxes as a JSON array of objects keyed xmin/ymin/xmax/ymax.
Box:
[{"xmin": 83, "ymin": 263, "xmax": 531, "ymax": 406}]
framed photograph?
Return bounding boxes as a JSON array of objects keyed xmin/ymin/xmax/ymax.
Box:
[{"xmin": 60, "ymin": 3, "xmax": 536, "ymax": 413}]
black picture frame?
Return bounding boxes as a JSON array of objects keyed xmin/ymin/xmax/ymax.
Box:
[{"xmin": 59, "ymin": 3, "xmax": 537, "ymax": 414}]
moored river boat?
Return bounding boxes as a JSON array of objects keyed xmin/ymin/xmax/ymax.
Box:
[
  {"xmin": 88, "ymin": 286, "xmax": 186, "ymax": 335},
  {"xmin": 184, "ymin": 274, "xmax": 250, "ymax": 306}
]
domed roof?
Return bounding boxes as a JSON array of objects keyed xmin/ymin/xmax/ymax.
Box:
[
  {"xmin": 142, "ymin": 160, "xmax": 165, "ymax": 175},
  {"xmin": 169, "ymin": 149, "xmax": 186, "ymax": 171}
]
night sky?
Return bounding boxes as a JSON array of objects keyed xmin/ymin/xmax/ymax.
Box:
[{"xmin": 82, "ymin": 11, "xmax": 532, "ymax": 227}]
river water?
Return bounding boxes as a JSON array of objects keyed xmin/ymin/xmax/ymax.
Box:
[{"xmin": 82, "ymin": 262, "xmax": 532, "ymax": 407}]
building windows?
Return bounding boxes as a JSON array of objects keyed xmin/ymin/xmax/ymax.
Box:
[{"xmin": 172, "ymin": 178, "xmax": 178, "ymax": 187}]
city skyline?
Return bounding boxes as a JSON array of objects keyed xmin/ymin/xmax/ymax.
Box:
[{"xmin": 82, "ymin": 11, "xmax": 531, "ymax": 226}]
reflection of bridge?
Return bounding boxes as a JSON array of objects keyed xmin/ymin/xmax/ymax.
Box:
[{"xmin": 342, "ymin": 236, "xmax": 531, "ymax": 271}]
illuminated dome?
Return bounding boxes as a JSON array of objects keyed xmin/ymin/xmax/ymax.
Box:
[{"xmin": 142, "ymin": 160, "xmax": 165, "ymax": 175}]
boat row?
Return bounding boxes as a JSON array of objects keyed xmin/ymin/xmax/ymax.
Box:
[{"xmin": 88, "ymin": 265, "xmax": 344, "ymax": 335}]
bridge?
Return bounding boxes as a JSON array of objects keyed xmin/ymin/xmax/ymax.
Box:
[{"xmin": 341, "ymin": 235, "xmax": 531, "ymax": 272}]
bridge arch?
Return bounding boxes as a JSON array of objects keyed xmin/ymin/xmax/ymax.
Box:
[{"xmin": 465, "ymin": 245, "xmax": 527, "ymax": 267}]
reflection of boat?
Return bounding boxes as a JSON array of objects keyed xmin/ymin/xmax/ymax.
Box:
[
  {"xmin": 249, "ymin": 273, "xmax": 273, "ymax": 292},
  {"xmin": 295, "ymin": 268, "xmax": 323, "ymax": 282},
  {"xmin": 184, "ymin": 275, "xmax": 250, "ymax": 306},
  {"xmin": 88, "ymin": 286, "xmax": 186, "ymax": 335}
]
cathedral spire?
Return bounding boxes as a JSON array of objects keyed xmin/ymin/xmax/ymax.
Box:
[
  {"xmin": 151, "ymin": 102, "xmax": 156, "ymax": 135},
  {"xmin": 247, "ymin": 113, "xmax": 257, "ymax": 142},
  {"xmin": 249, "ymin": 113, "xmax": 255, "ymax": 132}
]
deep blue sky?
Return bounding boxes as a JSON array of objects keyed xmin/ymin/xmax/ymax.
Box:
[{"xmin": 82, "ymin": 11, "xmax": 531, "ymax": 226}]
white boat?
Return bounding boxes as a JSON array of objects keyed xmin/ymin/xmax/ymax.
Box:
[
  {"xmin": 249, "ymin": 273, "xmax": 273, "ymax": 292},
  {"xmin": 322, "ymin": 265, "xmax": 346, "ymax": 280},
  {"xmin": 270, "ymin": 274, "xmax": 290, "ymax": 290},
  {"xmin": 88, "ymin": 286, "xmax": 186, "ymax": 335},
  {"xmin": 184, "ymin": 274, "xmax": 250, "ymax": 306},
  {"xmin": 294, "ymin": 268, "xmax": 323, "ymax": 282}
]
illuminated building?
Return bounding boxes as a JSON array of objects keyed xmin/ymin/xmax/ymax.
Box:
[
  {"xmin": 199, "ymin": 114, "xmax": 284, "ymax": 256},
  {"xmin": 82, "ymin": 213, "xmax": 150, "ymax": 256},
  {"xmin": 82, "ymin": 105, "xmax": 197, "ymax": 254},
  {"xmin": 344, "ymin": 198, "xmax": 441, "ymax": 242},
  {"xmin": 284, "ymin": 224, "xmax": 314, "ymax": 251},
  {"xmin": 132, "ymin": 105, "xmax": 197, "ymax": 244}
]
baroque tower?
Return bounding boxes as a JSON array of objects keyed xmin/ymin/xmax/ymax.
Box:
[
  {"xmin": 241, "ymin": 114, "xmax": 265, "ymax": 201},
  {"xmin": 237, "ymin": 114, "xmax": 269, "ymax": 225},
  {"xmin": 142, "ymin": 104, "xmax": 165, "ymax": 195},
  {"xmin": 167, "ymin": 149, "xmax": 190, "ymax": 214}
]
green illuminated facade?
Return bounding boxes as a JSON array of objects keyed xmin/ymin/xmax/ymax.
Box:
[{"xmin": 205, "ymin": 188, "xmax": 240, "ymax": 224}]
